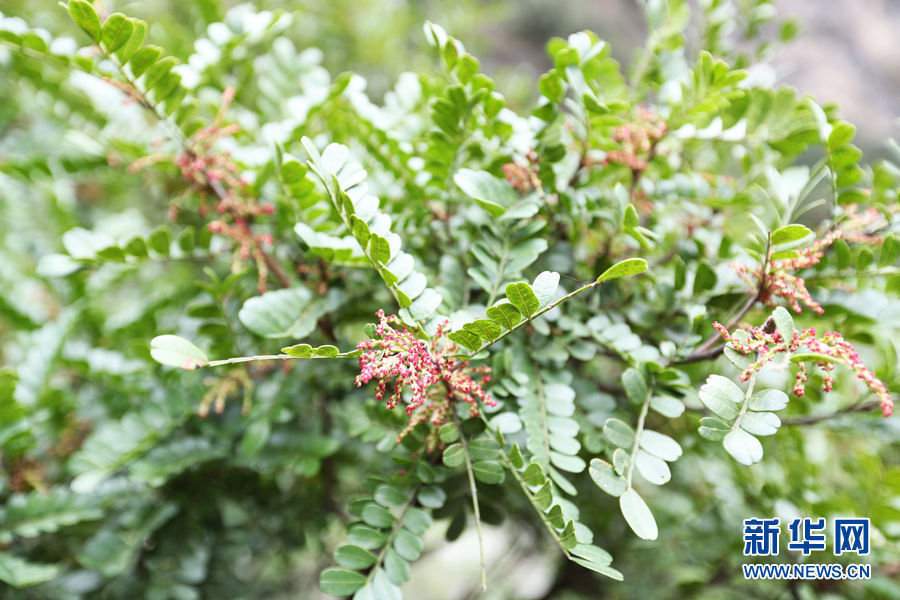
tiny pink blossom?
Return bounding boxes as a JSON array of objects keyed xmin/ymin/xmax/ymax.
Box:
[
  {"xmin": 714, "ymin": 321, "xmax": 893, "ymax": 417},
  {"xmin": 356, "ymin": 311, "xmax": 496, "ymax": 441}
]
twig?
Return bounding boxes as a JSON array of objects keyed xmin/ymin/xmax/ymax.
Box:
[
  {"xmin": 451, "ymin": 401, "xmax": 487, "ymax": 592},
  {"xmin": 781, "ymin": 401, "xmax": 878, "ymax": 425},
  {"xmin": 680, "ymin": 233, "xmax": 773, "ymax": 363}
]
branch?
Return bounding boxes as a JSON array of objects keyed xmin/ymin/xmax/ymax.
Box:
[
  {"xmin": 781, "ymin": 401, "xmax": 879, "ymax": 426},
  {"xmin": 451, "ymin": 402, "xmax": 487, "ymax": 591},
  {"xmin": 680, "ymin": 233, "xmax": 772, "ymax": 364}
]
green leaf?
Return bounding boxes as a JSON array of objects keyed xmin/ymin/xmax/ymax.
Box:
[
  {"xmin": 453, "ymin": 169, "xmax": 518, "ymax": 216},
  {"xmin": 442, "ymin": 443, "xmax": 465, "ymax": 468},
  {"xmin": 621, "ymin": 368, "xmax": 648, "ymax": 404},
  {"xmin": 334, "ymin": 545, "xmax": 377, "ymax": 570},
  {"xmin": 559, "ymin": 520, "xmax": 578, "ymax": 549},
  {"xmin": 740, "ymin": 411, "xmax": 781, "ymax": 436},
  {"xmin": 147, "ymin": 226, "xmax": 171, "ymax": 255},
  {"xmin": 635, "ymin": 450, "xmax": 670, "ymax": 485},
  {"xmin": 597, "ymin": 258, "xmax": 648, "ymax": 282},
  {"xmin": 748, "ymin": 389, "xmax": 789, "ymax": 411},
  {"xmin": 417, "ymin": 486, "xmax": 446, "ymax": 509},
  {"xmin": 771, "ymin": 224, "xmax": 813, "ymax": 245},
  {"xmin": 834, "ymin": 238, "xmax": 851, "ymax": 269},
  {"xmin": 698, "ymin": 375, "xmax": 742, "ymax": 420},
  {"xmin": 723, "ymin": 429, "xmax": 763, "ymax": 466},
  {"xmin": 649, "ymin": 395, "xmax": 685, "ymax": 418},
  {"xmin": 116, "ymin": 19, "xmax": 145, "ymax": 62},
  {"xmin": 771, "ymin": 306, "xmax": 794, "ymax": 342},
  {"xmin": 550, "ymin": 452, "xmax": 585, "ymax": 473},
  {"xmin": 129, "ymin": 46, "xmax": 162, "ymax": 78},
  {"xmin": 827, "ymin": 122, "xmax": 856, "ymax": 151},
  {"xmin": 472, "ymin": 460, "xmax": 505, "ymax": 484},
  {"xmin": 571, "ymin": 558, "xmax": 624, "ymax": 580},
  {"xmin": 456, "ymin": 53, "xmax": 479, "ymax": 83},
  {"xmin": 603, "ymin": 418, "xmax": 635, "ymax": 448},
  {"xmin": 538, "ymin": 72, "xmax": 564, "ymax": 103},
  {"xmin": 281, "ymin": 343, "xmax": 312, "ymax": 358},
  {"xmin": 313, "ymin": 345, "xmax": 340, "ymax": 358},
  {"xmin": 393, "ymin": 529, "xmax": 423, "ymax": 561},
  {"xmin": 619, "ymin": 488, "xmax": 658, "ymax": 540},
  {"xmin": 348, "ymin": 525, "xmax": 387, "ymax": 550},
  {"xmin": 319, "ymin": 567, "xmax": 367, "ymax": 596},
  {"xmin": 238, "ymin": 287, "xmax": 329, "ymax": 339},
  {"xmin": 149, "ymin": 335, "xmax": 208, "ymax": 369},
  {"xmin": 692, "ymin": 261, "xmax": 717, "ymax": 294},
  {"xmin": 505, "ymin": 282, "xmax": 540, "ymax": 318},
  {"xmin": 438, "ymin": 423, "xmax": 459, "ymax": 443},
  {"xmin": 0, "ymin": 553, "xmax": 61, "ymax": 588},
  {"xmin": 531, "ymin": 271, "xmax": 560, "ymax": 307},
  {"xmin": 879, "ymin": 234, "xmax": 900, "ymax": 268},
  {"xmin": 698, "ymin": 417, "xmax": 730, "ymax": 441},
  {"xmin": 381, "ymin": 552, "xmax": 409, "ymax": 588},
  {"xmin": 857, "ymin": 247, "xmax": 874, "ymax": 271},
  {"xmin": 522, "ymin": 462, "xmax": 546, "ymax": 486},
  {"xmin": 589, "ymin": 459, "xmax": 626, "ymax": 497},
  {"xmin": 238, "ymin": 420, "xmax": 270, "ymax": 457},
  {"xmin": 464, "ymin": 319, "xmax": 503, "ymax": 341},
  {"xmin": 374, "ymin": 485, "xmax": 408, "ymax": 507},
  {"xmin": 533, "ymin": 482, "xmax": 553, "ymax": 510},
  {"xmin": 486, "ymin": 302, "xmax": 522, "ymax": 330},
  {"xmin": 368, "ymin": 234, "xmax": 391, "ymax": 264},
  {"xmin": 402, "ymin": 508, "xmax": 432, "ymax": 535},
  {"xmin": 623, "ymin": 204, "xmax": 640, "ymax": 228},
  {"xmin": 68, "ymin": 0, "xmax": 101, "ymax": 41},
  {"xmin": 100, "ymin": 13, "xmax": 133, "ymax": 53},
  {"xmin": 639, "ymin": 430, "xmax": 682, "ymax": 462},
  {"xmin": 508, "ymin": 443, "xmax": 525, "ymax": 469},
  {"xmin": 361, "ymin": 503, "xmax": 395, "ymax": 528},
  {"xmin": 448, "ymin": 329, "xmax": 482, "ymax": 351},
  {"xmin": 143, "ymin": 56, "xmax": 177, "ymax": 89}
]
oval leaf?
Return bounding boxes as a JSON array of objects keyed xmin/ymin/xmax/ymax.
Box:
[
  {"xmin": 723, "ymin": 429, "xmax": 764, "ymax": 466},
  {"xmin": 597, "ymin": 258, "xmax": 648, "ymax": 282},
  {"xmin": 150, "ymin": 335, "xmax": 208, "ymax": 369},
  {"xmin": 619, "ymin": 488, "xmax": 658, "ymax": 540}
]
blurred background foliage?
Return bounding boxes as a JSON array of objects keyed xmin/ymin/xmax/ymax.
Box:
[{"xmin": 0, "ymin": 1, "xmax": 898, "ymax": 599}]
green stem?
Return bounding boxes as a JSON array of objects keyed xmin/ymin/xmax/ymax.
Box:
[
  {"xmin": 204, "ymin": 353, "xmax": 355, "ymax": 368},
  {"xmin": 624, "ymin": 379, "xmax": 655, "ymax": 490},
  {"xmin": 496, "ymin": 448, "xmax": 572, "ymax": 560},
  {"xmin": 457, "ymin": 279, "xmax": 601, "ymax": 359},
  {"xmin": 365, "ymin": 482, "xmax": 423, "ymax": 585},
  {"xmin": 730, "ymin": 373, "xmax": 757, "ymax": 433},
  {"xmin": 452, "ymin": 405, "xmax": 487, "ymax": 591}
]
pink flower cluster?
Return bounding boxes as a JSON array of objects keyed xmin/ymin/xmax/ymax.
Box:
[
  {"xmin": 603, "ymin": 108, "xmax": 667, "ymax": 171},
  {"xmin": 732, "ymin": 231, "xmax": 844, "ymax": 315},
  {"xmin": 714, "ymin": 321, "xmax": 893, "ymax": 417},
  {"xmin": 356, "ymin": 311, "xmax": 495, "ymax": 441}
]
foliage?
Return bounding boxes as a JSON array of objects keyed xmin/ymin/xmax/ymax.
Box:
[{"xmin": 1, "ymin": 0, "xmax": 899, "ymax": 598}]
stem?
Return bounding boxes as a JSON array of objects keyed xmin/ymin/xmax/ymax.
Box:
[
  {"xmin": 782, "ymin": 400, "xmax": 878, "ymax": 425},
  {"xmin": 457, "ymin": 279, "xmax": 602, "ymax": 359},
  {"xmin": 624, "ymin": 379, "xmax": 655, "ymax": 489},
  {"xmin": 452, "ymin": 405, "xmax": 487, "ymax": 591},
  {"xmin": 682, "ymin": 233, "xmax": 773, "ymax": 363},
  {"xmin": 100, "ymin": 45, "xmax": 293, "ymax": 291},
  {"xmin": 204, "ymin": 353, "xmax": 355, "ymax": 367},
  {"xmin": 496, "ymin": 447, "xmax": 572, "ymax": 560},
  {"xmin": 730, "ymin": 373, "xmax": 757, "ymax": 433},
  {"xmin": 485, "ymin": 239, "xmax": 510, "ymax": 307},
  {"xmin": 365, "ymin": 482, "xmax": 423, "ymax": 585}
]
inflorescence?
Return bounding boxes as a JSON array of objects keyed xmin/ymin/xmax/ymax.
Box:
[
  {"xmin": 356, "ymin": 311, "xmax": 495, "ymax": 441},
  {"xmin": 714, "ymin": 321, "xmax": 893, "ymax": 417}
]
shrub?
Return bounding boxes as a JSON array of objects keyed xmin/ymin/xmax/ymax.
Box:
[{"xmin": 1, "ymin": 1, "xmax": 898, "ymax": 598}]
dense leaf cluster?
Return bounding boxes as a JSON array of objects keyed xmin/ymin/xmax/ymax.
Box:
[{"xmin": 1, "ymin": 1, "xmax": 898, "ymax": 598}]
